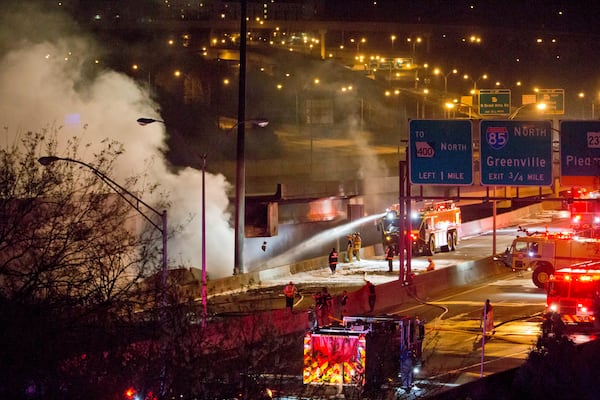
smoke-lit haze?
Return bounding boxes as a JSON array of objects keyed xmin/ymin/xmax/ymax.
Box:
[{"xmin": 0, "ymin": 3, "xmax": 234, "ymax": 278}]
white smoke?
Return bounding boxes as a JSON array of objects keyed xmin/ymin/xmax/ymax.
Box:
[{"xmin": 0, "ymin": 4, "xmax": 234, "ymax": 278}]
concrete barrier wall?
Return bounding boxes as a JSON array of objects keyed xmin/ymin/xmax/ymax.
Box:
[
  {"xmin": 460, "ymin": 202, "xmax": 544, "ymax": 238},
  {"xmin": 342, "ymin": 255, "xmax": 505, "ymax": 317},
  {"xmin": 206, "ymin": 254, "xmax": 509, "ymax": 348}
]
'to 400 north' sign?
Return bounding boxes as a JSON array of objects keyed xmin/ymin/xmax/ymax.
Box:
[
  {"xmin": 480, "ymin": 120, "xmax": 553, "ymax": 186},
  {"xmin": 409, "ymin": 119, "xmax": 473, "ymax": 185}
]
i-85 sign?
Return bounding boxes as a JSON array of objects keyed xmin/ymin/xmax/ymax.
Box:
[{"xmin": 480, "ymin": 120, "xmax": 553, "ymax": 186}]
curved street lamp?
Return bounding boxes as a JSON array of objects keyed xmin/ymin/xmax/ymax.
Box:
[
  {"xmin": 443, "ymin": 69, "xmax": 458, "ymax": 94},
  {"xmin": 407, "ymin": 36, "xmax": 422, "ymax": 55},
  {"xmin": 463, "ymin": 73, "xmax": 488, "ymax": 93},
  {"xmin": 350, "ymin": 37, "xmax": 366, "ymax": 57},
  {"xmin": 508, "ymin": 102, "xmax": 546, "ymax": 119},
  {"xmin": 137, "ymin": 117, "xmax": 269, "ymax": 289},
  {"xmin": 444, "ymin": 101, "xmax": 482, "ymax": 119},
  {"xmin": 138, "ymin": 117, "xmax": 210, "ymax": 326},
  {"xmin": 37, "ymin": 156, "xmax": 168, "ymax": 309}
]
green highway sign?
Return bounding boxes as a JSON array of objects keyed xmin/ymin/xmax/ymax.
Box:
[
  {"xmin": 537, "ymin": 89, "xmax": 564, "ymax": 115},
  {"xmin": 480, "ymin": 120, "xmax": 553, "ymax": 186},
  {"xmin": 560, "ymin": 120, "xmax": 600, "ymax": 187},
  {"xmin": 479, "ymin": 89, "xmax": 511, "ymax": 115},
  {"xmin": 409, "ymin": 119, "xmax": 473, "ymax": 185}
]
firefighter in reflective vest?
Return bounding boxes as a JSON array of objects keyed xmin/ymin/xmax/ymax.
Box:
[
  {"xmin": 283, "ymin": 281, "xmax": 298, "ymax": 313},
  {"xmin": 328, "ymin": 248, "xmax": 339, "ymax": 274},
  {"xmin": 353, "ymin": 232, "xmax": 362, "ymax": 261}
]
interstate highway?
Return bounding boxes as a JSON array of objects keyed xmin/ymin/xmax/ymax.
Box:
[
  {"xmin": 205, "ymin": 208, "xmax": 590, "ymax": 398},
  {"xmin": 256, "ymin": 208, "xmax": 565, "ymax": 291},
  {"xmin": 254, "ymin": 209, "xmax": 594, "ymax": 398},
  {"xmin": 209, "ymin": 207, "xmax": 566, "ymax": 315}
]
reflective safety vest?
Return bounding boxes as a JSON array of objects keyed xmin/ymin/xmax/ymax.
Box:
[
  {"xmin": 284, "ymin": 284, "xmax": 296, "ymax": 298},
  {"xmin": 329, "ymin": 251, "xmax": 338, "ymax": 264}
]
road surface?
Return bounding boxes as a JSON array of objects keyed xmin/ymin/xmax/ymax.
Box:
[{"xmin": 211, "ymin": 208, "xmax": 562, "ymax": 314}]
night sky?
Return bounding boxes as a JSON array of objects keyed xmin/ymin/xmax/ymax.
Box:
[{"xmin": 320, "ymin": 0, "xmax": 600, "ymax": 34}]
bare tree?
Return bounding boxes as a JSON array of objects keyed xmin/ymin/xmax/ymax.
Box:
[{"xmin": 0, "ymin": 129, "xmax": 166, "ymax": 398}]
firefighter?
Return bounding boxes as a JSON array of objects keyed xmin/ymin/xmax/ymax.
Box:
[
  {"xmin": 318, "ymin": 287, "xmax": 332, "ymax": 326},
  {"xmin": 312, "ymin": 291, "xmax": 323, "ymax": 326},
  {"xmin": 328, "ymin": 247, "xmax": 338, "ymax": 274},
  {"xmin": 307, "ymin": 306, "xmax": 318, "ymax": 331},
  {"xmin": 345, "ymin": 235, "xmax": 354, "ymax": 262},
  {"xmin": 414, "ymin": 315, "xmax": 425, "ymax": 361},
  {"xmin": 385, "ymin": 245, "xmax": 394, "ymax": 272},
  {"xmin": 551, "ymin": 312, "xmax": 565, "ymax": 338},
  {"xmin": 340, "ymin": 290, "xmax": 349, "ymax": 318},
  {"xmin": 353, "ymin": 232, "xmax": 362, "ymax": 261},
  {"xmin": 481, "ymin": 299, "xmax": 495, "ymax": 336},
  {"xmin": 365, "ymin": 280, "xmax": 376, "ymax": 313},
  {"xmin": 594, "ymin": 290, "xmax": 600, "ymax": 330},
  {"xmin": 541, "ymin": 312, "xmax": 554, "ymax": 339},
  {"xmin": 400, "ymin": 341, "xmax": 415, "ymax": 391},
  {"xmin": 426, "ymin": 257, "xmax": 435, "ymax": 271},
  {"xmin": 283, "ymin": 281, "xmax": 297, "ymax": 313}
]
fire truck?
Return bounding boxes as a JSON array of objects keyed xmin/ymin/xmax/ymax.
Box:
[
  {"xmin": 302, "ymin": 315, "xmax": 421, "ymax": 394},
  {"xmin": 564, "ymin": 187, "xmax": 600, "ymax": 237},
  {"xmin": 546, "ymin": 260, "xmax": 600, "ymax": 330},
  {"xmin": 378, "ymin": 200, "xmax": 461, "ymax": 256},
  {"xmin": 496, "ymin": 229, "xmax": 600, "ymax": 288}
]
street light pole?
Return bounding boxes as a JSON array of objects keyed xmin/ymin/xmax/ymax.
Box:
[
  {"xmin": 232, "ymin": 118, "xmax": 269, "ymax": 275},
  {"xmin": 444, "ymin": 101, "xmax": 483, "ymax": 119},
  {"xmin": 37, "ymin": 156, "xmax": 168, "ymax": 308},
  {"xmin": 200, "ymin": 153, "xmax": 207, "ymax": 327},
  {"xmin": 236, "ymin": 0, "xmax": 248, "ymax": 276},
  {"xmin": 139, "ymin": 116, "xmax": 267, "ymax": 280},
  {"xmin": 444, "ymin": 69, "xmax": 458, "ymax": 94}
]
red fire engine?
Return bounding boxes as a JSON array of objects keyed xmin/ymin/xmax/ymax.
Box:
[
  {"xmin": 546, "ymin": 260, "xmax": 600, "ymax": 329},
  {"xmin": 303, "ymin": 315, "xmax": 421, "ymax": 394},
  {"xmin": 378, "ymin": 200, "xmax": 461, "ymax": 256},
  {"xmin": 496, "ymin": 229, "xmax": 600, "ymax": 288},
  {"xmin": 564, "ymin": 187, "xmax": 600, "ymax": 237}
]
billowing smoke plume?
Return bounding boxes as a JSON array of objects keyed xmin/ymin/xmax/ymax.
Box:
[{"xmin": 0, "ymin": 3, "xmax": 234, "ymax": 278}]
